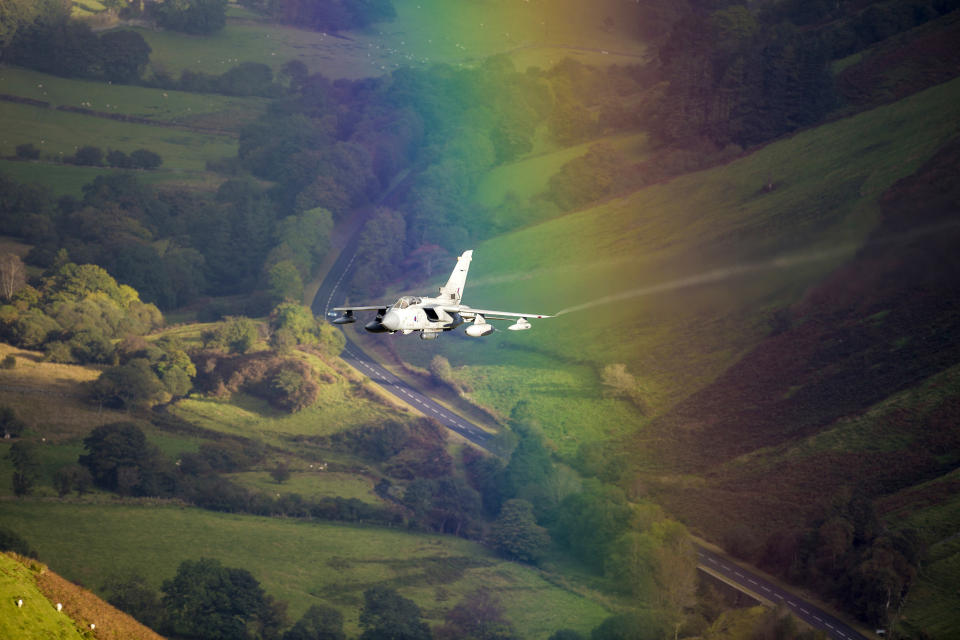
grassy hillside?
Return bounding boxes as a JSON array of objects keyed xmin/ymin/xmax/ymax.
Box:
[
  {"xmin": 386, "ymin": 76, "xmax": 960, "ymax": 454},
  {"xmin": 0, "ymin": 553, "xmax": 88, "ymax": 640},
  {"xmin": 0, "ymin": 501, "xmax": 611, "ymax": 638},
  {"xmin": 138, "ymin": 0, "xmax": 647, "ymax": 80},
  {"xmin": 0, "ymin": 551, "xmax": 163, "ymax": 640}
]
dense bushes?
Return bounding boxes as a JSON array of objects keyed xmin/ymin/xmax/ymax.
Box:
[
  {"xmin": 191, "ymin": 350, "xmax": 321, "ymax": 412},
  {"xmin": 9, "ymin": 6, "xmax": 151, "ymax": 83},
  {"xmin": 146, "ymin": 0, "xmax": 227, "ymax": 35},
  {"xmin": 242, "ymin": 0, "xmax": 396, "ymax": 33},
  {"xmin": 0, "ymin": 260, "xmax": 163, "ymax": 364}
]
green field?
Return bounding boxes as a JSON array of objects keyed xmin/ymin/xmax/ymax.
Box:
[
  {"xmin": 0, "ymin": 66, "xmax": 269, "ymax": 131},
  {"xmin": 0, "ymin": 501, "xmax": 611, "ymax": 638},
  {"xmin": 474, "ymin": 132, "xmax": 651, "ymax": 210},
  {"xmin": 138, "ymin": 0, "xmax": 646, "ymax": 81},
  {"xmin": 0, "ymin": 158, "xmax": 222, "ymax": 196},
  {"xmin": 389, "ymin": 76, "xmax": 960, "ymax": 450},
  {"xmin": 0, "ymin": 101, "xmax": 237, "ymax": 172},
  {"xmin": 228, "ymin": 470, "xmax": 384, "ymax": 504}
]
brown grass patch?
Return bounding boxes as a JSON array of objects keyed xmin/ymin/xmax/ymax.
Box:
[
  {"xmin": 26, "ymin": 555, "xmax": 165, "ymax": 640},
  {"xmin": 0, "ymin": 344, "xmax": 147, "ymax": 441}
]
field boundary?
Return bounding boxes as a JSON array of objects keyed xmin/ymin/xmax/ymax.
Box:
[{"xmin": 0, "ymin": 92, "xmax": 235, "ymax": 136}]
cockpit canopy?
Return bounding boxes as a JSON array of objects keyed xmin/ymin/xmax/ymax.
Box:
[{"xmin": 393, "ymin": 296, "xmax": 422, "ymax": 310}]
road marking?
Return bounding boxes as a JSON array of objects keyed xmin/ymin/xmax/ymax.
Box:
[
  {"xmin": 747, "ymin": 579, "xmax": 757, "ymax": 585},
  {"xmin": 774, "ymin": 594, "xmax": 784, "ymax": 600},
  {"xmin": 787, "ymin": 601, "xmax": 796, "ymax": 606},
  {"xmin": 709, "ymin": 558, "xmax": 718, "ymax": 564},
  {"xmin": 721, "ymin": 564, "xmax": 731, "ymax": 570},
  {"xmin": 813, "ymin": 616, "xmax": 822, "ymax": 623},
  {"xmin": 734, "ymin": 571, "xmax": 744, "ymax": 577},
  {"xmin": 800, "ymin": 608, "xmax": 809, "ymax": 614},
  {"xmin": 761, "ymin": 586, "xmax": 771, "ymax": 592},
  {"xmin": 825, "ymin": 623, "xmax": 834, "ymax": 630}
]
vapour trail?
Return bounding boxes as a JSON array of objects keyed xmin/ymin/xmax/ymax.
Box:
[
  {"xmin": 553, "ymin": 218, "xmax": 960, "ymax": 317},
  {"xmin": 553, "ymin": 244, "xmax": 858, "ymax": 316}
]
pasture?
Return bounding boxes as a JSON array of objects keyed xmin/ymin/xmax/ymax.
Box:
[
  {"xmin": 0, "ymin": 501, "xmax": 611, "ymax": 638},
  {"xmin": 392, "ymin": 76, "xmax": 960, "ymax": 451},
  {"xmin": 0, "ymin": 553, "xmax": 88, "ymax": 640},
  {"xmin": 0, "ymin": 101, "xmax": 237, "ymax": 172},
  {"xmin": 138, "ymin": 0, "xmax": 647, "ymax": 80},
  {"xmin": 0, "ymin": 66, "xmax": 268, "ymax": 132}
]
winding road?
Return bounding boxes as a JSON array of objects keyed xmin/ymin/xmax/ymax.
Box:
[{"xmin": 309, "ymin": 214, "xmax": 873, "ymax": 640}]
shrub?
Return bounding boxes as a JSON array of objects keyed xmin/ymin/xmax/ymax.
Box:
[
  {"xmin": 129, "ymin": 148, "xmax": 162, "ymax": 169},
  {"xmin": 15, "ymin": 143, "xmax": 40, "ymax": 160},
  {"xmin": 73, "ymin": 145, "xmax": 104, "ymax": 166},
  {"xmin": 106, "ymin": 149, "xmax": 132, "ymax": 168},
  {"xmin": 1, "ymin": 354, "xmax": 15, "ymax": 369}
]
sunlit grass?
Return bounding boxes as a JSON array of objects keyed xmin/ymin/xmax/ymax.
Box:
[
  {"xmin": 0, "ymin": 501, "xmax": 611, "ymax": 638},
  {"xmin": 0, "ymin": 102, "xmax": 237, "ymax": 172},
  {"xmin": 228, "ymin": 470, "xmax": 383, "ymax": 504},
  {"xmin": 394, "ymin": 77, "xmax": 960, "ymax": 451}
]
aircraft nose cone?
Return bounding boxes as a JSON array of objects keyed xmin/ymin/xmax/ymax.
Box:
[{"xmin": 382, "ymin": 310, "xmax": 400, "ymax": 331}]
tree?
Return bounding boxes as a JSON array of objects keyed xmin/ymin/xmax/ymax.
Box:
[
  {"xmin": 92, "ymin": 359, "xmax": 167, "ymax": 409},
  {"xmin": 0, "ymin": 525, "xmax": 37, "ymax": 557},
  {"xmin": 162, "ymin": 557, "xmax": 281, "ymax": 640},
  {"xmin": 283, "ymin": 604, "xmax": 345, "ymax": 640},
  {"xmin": 268, "ymin": 260, "xmax": 303, "ymax": 304},
  {"xmin": 358, "ymin": 586, "xmax": 432, "ymax": 640},
  {"xmin": 129, "ymin": 148, "xmax": 163, "ymax": 169},
  {"xmin": 148, "ymin": 0, "xmax": 227, "ymax": 34},
  {"xmin": 78, "ymin": 422, "xmax": 163, "ymax": 494},
  {"xmin": 436, "ymin": 588, "xmax": 516, "ymax": 640},
  {"xmin": 103, "ymin": 573, "xmax": 164, "ymax": 629},
  {"xmin": 490, "ymin": 499, "xmax": 550, "ymax": 564},
  {"xmin": 271, "ymin": 462, "xmax": 291, "ymax": 484},
  {"xmin": 53, "ymin": 466, "xmax": 73, "ymax": 497},
  {"xmin": 106, "ymin": 149, "xmax": 132, "ymax": 168},
  {"xmin": 74, "ymin": 146, "xmax": 104, "ymax": 166},
  {"xmin": 0, "ymin": 253, "xmax": 27, "ymax": 300},
  {"xmin": 15, "ymin": 143, "xmax": 40, "ymax": 159},
  {"xmin": 8, "ymin": 440, "xmax": 40, "ymax": 496},
  {"xmin": 0, "ymin": 0, "xmax": 40, "ymax": 48},
  {"xmin": 99, "ymin": 30, "xmax": 151, "ymax": 83},
  {"xmin": 213, "ymin": 316, "xmax": 260, "ymax": 354},
  {"xmin": 0, "ymin": 405, "xmax": 26, "ymax": 438}
]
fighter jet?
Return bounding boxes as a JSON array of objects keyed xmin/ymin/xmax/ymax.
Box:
[{"xmin": 332, "ymin": 250, "xmax": 551, "ymax": 340}]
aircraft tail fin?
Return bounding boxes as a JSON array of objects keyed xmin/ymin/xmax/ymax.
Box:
[{"xmin": 439, "ymin": 250, "xmax": 472, "ymax": 303}]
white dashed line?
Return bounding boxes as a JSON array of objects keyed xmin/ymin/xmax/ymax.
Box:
[{"xmin": 734, "ymin": 571, "xmax": 744, "ymax": 577}]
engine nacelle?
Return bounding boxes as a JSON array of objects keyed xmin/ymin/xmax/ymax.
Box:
[
  {"xmin": 420, "ymin": 331, "xmax": 441, "ymax": 340},
  {"xmin": 332, "ymin": 311, "xmax": 355, "ymax": 324},
  {"xmin": 364, "ymin": 320, "xmax": 390, "ymax": 333},
  {"xmin": 465, "ymin": 323, "xmax": 494, "ymax": 337},
  {"xmin": 507, "ymin": 317, "xmax": 531, "ymax": 331}
]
